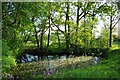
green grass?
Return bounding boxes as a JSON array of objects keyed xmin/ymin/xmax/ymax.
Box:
[
  {"xmin": 33, "ymin": 49, "xmax": 120, "ymax": 79},
  {"xmin": 111, "ymin": 41, "xmax": 120, "ymax": 50}
]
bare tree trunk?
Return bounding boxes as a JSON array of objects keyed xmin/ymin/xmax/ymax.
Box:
[
  {"xmin": 109, "ymin": 3, "xmax": 113, "ymax": 47},
  {"xmin": 57, "ymin": 30, "xmax": 60, "ymax": 48},
  {"xmin": 47, "ymin": 2, "xmax": 51, "ymax": 48},
  {"xmin": 65, "ymin": 2, "xmax": 70, "ymax": 49},
  {"xmin": 65, "ymin": 3, "xmax": 67, "ymax": 49},
  {"xmin": 35, "ymin": 28, "xmax": 40, "ymax": 48},
  {"xmin": 83, "ymin": 12, "xmax": 86, "ymax": 48},
  {"xmin": 32, "ymin": 17, "xmax": 39, "ymax": 48},
  {"xmin": 109, "ymin": 15, "xmax": 112, "ymax": 47},
  {"xmin": 47, "ymin": 16, "xmax": 51, "ymax": 47},
  {"xmin": 90, "ymin": 12, "xmax": 95, "ymax": 48},
  {"xmin": 40, "ymin": 29, "xmax": 44, "ymax": 49},
  {"xmin": 75, "ymin": 3, "xmax": 80, "ymax": 44}
]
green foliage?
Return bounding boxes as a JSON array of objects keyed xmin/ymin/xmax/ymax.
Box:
[
  {"xmin": 2, "ymin": 41, "xmax": 16, "ymax": 73},
  {"xmin": 47, "ymin": 42, "xmax": 66, "ymax": 54},
  {"xmin": 2, "ymin": 56, "xmax": 16, "ymax": 72}
]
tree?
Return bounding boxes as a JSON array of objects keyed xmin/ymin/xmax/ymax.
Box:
[{"xmin": 109, "ymin": 3, "xmax": 119, "ymax": 47}]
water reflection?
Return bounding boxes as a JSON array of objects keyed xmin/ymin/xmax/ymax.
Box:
[
  {"xmin": 21, "ymin": 54, "xmax": 101, "ymax": 67},
  {"xmin": 21, "ymin": 54, "xmax": 67, "ymax": 63}
]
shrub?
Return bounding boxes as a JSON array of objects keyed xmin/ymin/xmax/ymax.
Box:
[{"xmin": 2, "ymin": 41, "xmax": 16, "ymax": 73}]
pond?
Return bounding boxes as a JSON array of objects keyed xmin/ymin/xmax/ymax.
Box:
[{"xmin": 21, "ymin": 54, "xmax": 69, "ymax": 63}]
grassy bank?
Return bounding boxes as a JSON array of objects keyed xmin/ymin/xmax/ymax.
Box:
[{"xmin": 34, "ymin": 49, "xmax": 120, "ymax": 79}]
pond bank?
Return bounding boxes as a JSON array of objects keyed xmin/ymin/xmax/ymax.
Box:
[{"xmin": 11, "ymin": 56, "xmax": 100, "ymax": 79}]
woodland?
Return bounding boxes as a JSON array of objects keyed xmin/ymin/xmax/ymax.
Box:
[{"xmin": 1, "ymin": 2, "xmax": 120, "ymax": 79}]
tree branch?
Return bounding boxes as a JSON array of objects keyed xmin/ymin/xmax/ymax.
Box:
[
  {"xmin": 50, "ymin": 17, "xmax": 64, "ymax": 34},
  {"xmin": 78, "ymin": 11, "xmax": 84, "ymax": 17},
  {"xmin": 43, "ymin": 29, "xmax": 48, "ymax": 34},
  {"xmin": 112, "ymin": 18, "xmax": 120, "ymax": 29},
  {"xmin": 79, "ymin": 12, "xmax": 87, "ymax": 20},
  {"xmin": 70, "ymin": 16, "xmax": 74, "ymax": 21},
  {"xmin": 112, "ymin": 15, "xmax": 118, "ymax": 22}
]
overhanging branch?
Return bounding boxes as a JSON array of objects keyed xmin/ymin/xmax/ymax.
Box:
[
  {"xmin": 112, "ymin": 18, "xmax": 120, "ymax": 29},
  {"xmin": 50, "ymin": 17, "xmax": 65, "ymax": 34}
]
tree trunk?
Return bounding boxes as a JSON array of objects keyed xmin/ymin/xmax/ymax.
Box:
[
  {"xmin": 57, "ymin": 30, "xmax": 60, "ymax": 48},
  {"xmin": 67, "ymin": 4, "xmax": 70, "ymax": 49},
  {"xmin": 83, "ymin": 12, "xmax": 86, "ymax": 48},
  {"xmin": 90, "ymin": 12, "xmax": 95, "ymax": 48},
  {"xmin": 75, "ymin": 3, "xmax": 80, "ymax": 44},
  {"xmin": 109, "ymin": 15, "xmax": 112, "ymax": 47},
  {"xmin": 47, "ymin": 16, "xmax": 51, "ymax": 47},
  {"xmin": 35, "ymin": 27, "xmax": 40, "ymax": 48},
  {"xmin": 40, "ymin": 29, "xmax": 44, "ymax": 49},
  {"xmin": 109, "ymin": 3, "xmax": 113, "ymax": 47},
  {"xmin": 32, "ymin": 17, "xmax": 39, "ymax": 48},
  {"xmin": 65, "ymin": 2, "xmax": 70, "ymax": 49},
  {"xmin": 65, "ymin": 4, "xmax": 67, "ymax": 49}
]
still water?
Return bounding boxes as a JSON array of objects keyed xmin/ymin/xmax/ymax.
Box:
[{"xmin": 21, "ymin": 54, "xmax": 67, "ymax": 63}]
